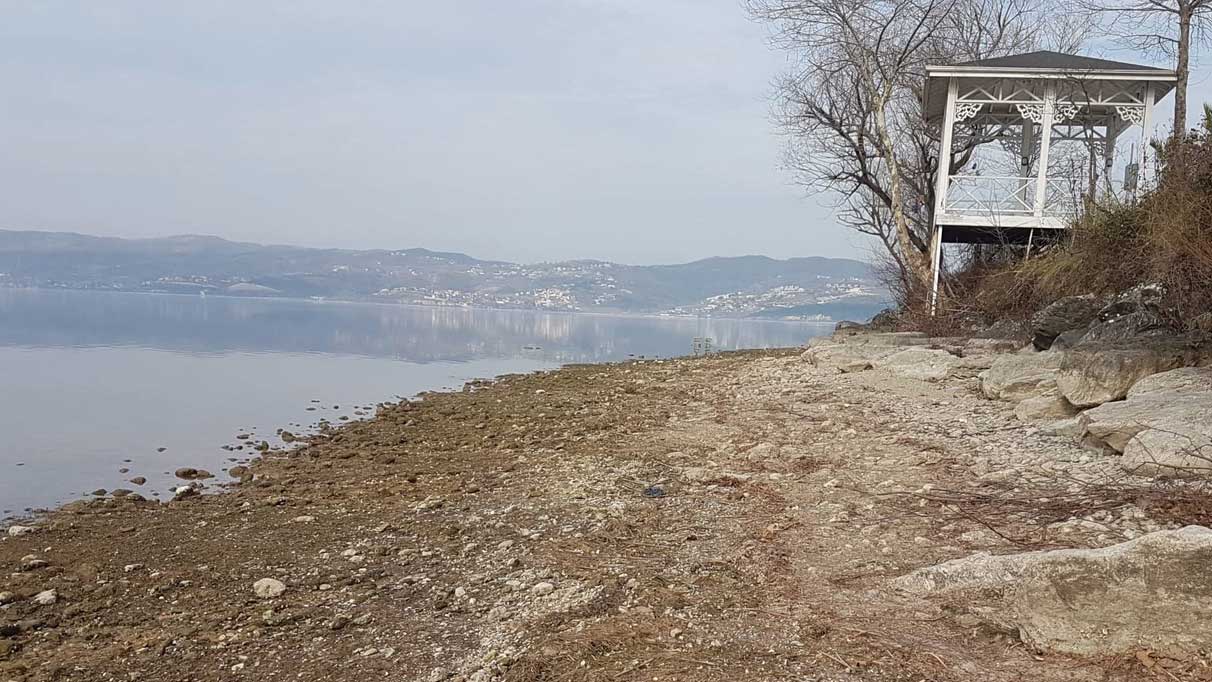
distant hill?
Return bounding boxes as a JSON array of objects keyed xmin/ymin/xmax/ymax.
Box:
[{"xmin": 0, "ymin": 230, "xmax": 887, "ymax": 319}]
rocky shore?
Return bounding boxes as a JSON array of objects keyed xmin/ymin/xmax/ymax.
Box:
[{"xmin": 2, "ymin": 336, "xmax": 1211, "ymax": 681}]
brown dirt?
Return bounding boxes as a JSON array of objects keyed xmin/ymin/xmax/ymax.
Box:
[{"xmin": 0, "ymin": 349, "xmax": 1205, "ymax": 681}]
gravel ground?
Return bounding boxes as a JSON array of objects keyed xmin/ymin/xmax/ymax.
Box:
[{"xmin": 1, "ymin": 348, "xmax": 1207, "ymax": 681}]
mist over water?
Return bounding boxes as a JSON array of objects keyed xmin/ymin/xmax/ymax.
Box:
[{"xmin": 0, "ymin": 289, "xmax": 834, "ymax": 517}]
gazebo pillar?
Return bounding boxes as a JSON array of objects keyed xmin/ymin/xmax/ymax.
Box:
[
  {"xmin": 1032, "ymin": 83, "xmax": 1056, "ymax": 218},
  {"xmin": 929, "ymin": 77, "xmax": 958, "ymax": 313}
]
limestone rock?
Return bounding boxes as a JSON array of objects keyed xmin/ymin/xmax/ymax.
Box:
[
  {"xmin": 253, "ymin": 578, "xmax": 287, "ymax": 599},
  {"xmin": 1030, "ymin": 294, "xmax": 1099, "ymax": 350},
  {"xmin": 978, "ymin": 352, "xmax": 1062, "ymax": 402},
  {"xmin": 1080, "ymin": 368, "xmax": 1212, "ymax": 476},
  {"xmin": 1013, "ymin": 394, "xmax": 1077, "ymax": 422},
  {"xmin": 895, "ymin": 526, "xmax": 1212, "ymax": 658},
  {"xmin": 1057, "ymin": 347, "xmax": 1188, "ymax": 408},
  {"xmin": 800, "ymin": 344, "xmax": 896, "ymax": 373},
  {"xmin": 874, "ymin": 348, "xmax": 960, "ymax": 382},
  {"xmin": 32, "ymin": 589, "xmax": 57, "ymax": 606}
]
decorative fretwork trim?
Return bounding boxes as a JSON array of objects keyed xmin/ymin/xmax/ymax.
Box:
[
  {"xmin": 954, "ymin": 102, "xmax": 983, "ymax": 122},
  {"xmin": 1116, "ymin": 105, "xmax": 1144, "ymax": 126}
]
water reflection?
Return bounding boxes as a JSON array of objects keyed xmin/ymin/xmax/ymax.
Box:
[{"xmin": 0, "ymin": 289, "xmax": 834, "ymax": 362}]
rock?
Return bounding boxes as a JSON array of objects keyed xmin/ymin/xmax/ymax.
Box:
[
  {"xmin": 1030, "ymin": 294, "xmax": 1099, "ymax": 350},
  {"xmin": 895, "ymin": 526, "xmax": 1212, "ymax": 658},
  {"xmin": 1013, "ymin": 394, "xmax": 1077, "ymax": 422},
  {"xmin": 253, "ymin": 578, "xmax": 287, "ymax": 599},
  {"xmin": 6, "ymin": 525, "xmax": 35, "ymax": 537},
  {"xmin": 110, "ymin": 488, "xmax": 133, "ymax": 497},
  {"xmin": 974, "ymin": 318, "xmax": 1026, "ymax": 341},
  {"xmin": 1079, "ymin": 310, "xmax": 1181, "ymax": 345},
  {"xmin": 32, "ymin": 589, "xmax": 57, "ymax": 606},
  {"xmin": 129, "ymin": 476, "xmax": 147, "ymax": 485},
  {"xmin": 800, "ymin": 344, "xmax": 896, "ymax": 373},
  {"xmin": 874, "ymin": 348, "xmax": 960, "ymax": 382},
  {"xmin": 531, "ymin": 581, "xmax": 555, "ymax": 596},
  {"xmin": 1080, "ymin": 368, "xmax": 1212, "ymax": 476},
  {"xmin": 414, "ymin": 495, "xmax": 445, "ymax": 512},
  {"xmin": 280, "ymin": 430, "xmax": 296, "ymax": 443},
  {"xmin": 867, "ymin": 308, "xmax": 899, "ymax": 331},
  {"xmin": 1047, "ymin": 328, "xmax": 1086, "ymax": 351},
  {"xmin": 1058, "ymin": 347, "xmax": 1189, "ymax": 408},
  {"xmin": 833, "ymin": 320, "xmax": 866, "ymax": 333},
  {"xmin": 228, "ymin": 465, "xmax": 250, "ymax": 479},
  {"xmin": 124, "ymin": 563, "xmax": 144, "ymax": 572},
  {"xmin": 1039, "ymin": 417, "xmax": 1084, "ymax": 439},
  {"xmin": 0, "ymin": 592, "xmax": 15, "ymax": 605},
  {"xmin": 174, "ymin": 467, "xmax": 212, "ymax": 480},
  {"xmin": 978, "ymin": 352, "xmax": 1063, "ymax": 402},
  {"xmin": 172, "ymin": 485, "xmax": 199, "ymax": 501}
]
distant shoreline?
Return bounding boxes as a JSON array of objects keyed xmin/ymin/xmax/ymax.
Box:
[{"xmin": 0, "ymin": 286, "xmax": 857, "ymax": 324}]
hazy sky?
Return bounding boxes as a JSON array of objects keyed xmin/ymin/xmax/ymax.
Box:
[{"xmin": 0, "ymin": 2, "xmax": 1205, "ymax": 265}]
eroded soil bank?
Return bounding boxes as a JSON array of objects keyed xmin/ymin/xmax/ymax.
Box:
[{"xmin": 1, "ymin": 349, "xmax": 1207, "ymax": 681}]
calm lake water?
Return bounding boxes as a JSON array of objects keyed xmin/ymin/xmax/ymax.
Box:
[{"xmin": 0, "ymin": 289, "xmax": 835, "ymax": 517}]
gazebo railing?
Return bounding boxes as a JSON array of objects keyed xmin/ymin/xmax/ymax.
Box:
[
  {"xmin": 943, "ymin": 175, "xmax": 1082, "ymax": 222},
  {"xmin": 943, "ymin": 175, "xmax": 1035, "ymax": 215}
]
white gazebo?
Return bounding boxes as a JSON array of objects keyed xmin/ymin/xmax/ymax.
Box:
[{"xmin": 924, "ymin": 51, "xmax": 1176, "ymax": 308}]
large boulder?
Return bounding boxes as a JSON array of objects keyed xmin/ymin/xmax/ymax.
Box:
[
  {"xmin": 1030, "ymin": 295, "xmax": 1099, "ymax": 350},
  {"xmin": 874, "ymin": 347, "xmax": 960, "ymax": 382},
  {"xmin": 895, "ymin": 526, "xmax": 1212, "ymax": 658},
  {"xmin": 1080, "ymin": 367, "xmax": 1212, "ymax": 476},
  {"xmin": 978, "ymin": 352, "xmax": 1063, "ymax": 402},
  {"xmin": 800, "ymin": 344, "xmax": 897, "ymax": 373},
  {"xmin": 1056, "ymin": 347, "xmax": 1189, "ymax": 408},
  {"xmin": 1079, "ymin": 310, "xmax": 1180, "ymax": 345},
  {"xmin": 1078, "ymin": 283, "xmax": 1181, "ymax": 346}
]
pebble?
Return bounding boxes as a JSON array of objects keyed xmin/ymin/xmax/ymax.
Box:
[
  {"xmin": 124, "ymin": 563, "xmax": 144, "ymax": 573},
  {"xmin": 129, "ymin": 477, "xmax": 147, "ymax": 486},
  {"xmin": 292, "ymin": 516, "xmax": 316, "ymax": 523},
  {"xmin": 32, "ymin": 589, "xmax": 57, "ymax": 606},
  {"xmin": 531, "ymin": 581, "xmax": 555, "ymax": 596},
  {"xmin": 7, "ymin": 525, "xmax": 35, "ymax": 537},
  {"xmin": 0, "ymin": 592, "xmax": 15, "ymax": 605},
  {"xmin": 253, "ymin": 578, "xmax": 287, "ymax": 599}
]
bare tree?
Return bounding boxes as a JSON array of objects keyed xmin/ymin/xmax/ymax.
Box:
[
  {"xmin": 1078, "ymin": 0, "xmax": 1212, "ymax": 135},
  {"xmin": 749, "ymin": 0, "xmax": 1083, "ymax": 298}
]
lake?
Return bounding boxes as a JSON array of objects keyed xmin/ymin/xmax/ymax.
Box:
[{"xmin": 0, "ymin": 289, "xmax": 836, "ymax": 517}]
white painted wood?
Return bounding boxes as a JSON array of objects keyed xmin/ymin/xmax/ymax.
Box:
[
  {"xmin": 1140, "ymin": 83, "xmax": 1155, "ymax": 186},
  {"xmin": 934, "ymin": 78, "xmax": 959, "ymax": 222},
  {"xmin": 1033, "ymin": 84, "xmax": 1057, "ymax": 218}
]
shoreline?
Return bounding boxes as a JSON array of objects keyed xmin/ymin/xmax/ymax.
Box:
[
  {"xmin": 0, "ymin": 286, "xmax": 867, "ymax": 324},
  {"xmin": 1, "ymin": 343, "xmax": 1204, "ymax": 680}
]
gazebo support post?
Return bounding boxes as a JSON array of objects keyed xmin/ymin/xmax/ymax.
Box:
[
  {"xmin": 1140, "ymin": 83, "xmax": 1155, "ymax": 187},
  {"xmin": 1032, "ymin": 83, "xmax": 1057, "ymax": 218},
  {"xmin": 929, "ymin": 77, "xmax": 958, "ymax": 315}
]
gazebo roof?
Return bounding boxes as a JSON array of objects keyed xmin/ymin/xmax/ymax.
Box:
[
  {"xmin": 947, "ymin": 50, "xmax": 1170, "ymax": 73},
  {"xmin": 923, "ymin": 50, "xmax": 1176, "ymax": 121}
]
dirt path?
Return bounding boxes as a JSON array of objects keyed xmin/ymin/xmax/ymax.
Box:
[{"xmin": 0, "ymin": 349, "xmax": 1199, "ymax": 681}]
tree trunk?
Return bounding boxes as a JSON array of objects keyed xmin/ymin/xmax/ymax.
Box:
[
  {"xmin": 1176, "ymin": 4, "xmax": 1192, "ymax": 135},
  {"xmin": 872, "ymin": 94, "xmax": 931, "ymax": 292}
]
